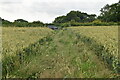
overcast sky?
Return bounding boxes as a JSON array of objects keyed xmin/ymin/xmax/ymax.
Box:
[{"xmin": 0, "ymin": 0, "xmax": 119, "ymax": 23}]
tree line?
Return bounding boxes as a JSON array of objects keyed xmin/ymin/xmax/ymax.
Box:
[
  {"xmin": 1, "ymin": 18, "xmax": 45, "ymax": 27},
  {"xmin": 53, "ymin": 1, "xmax": 120, "ymax": 27},
  {"xmin": 1, "ymin": 1, "xmax": 120, "ymax": 27}
]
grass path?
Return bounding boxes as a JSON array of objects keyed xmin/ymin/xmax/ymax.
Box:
[{"xmin": 7, "ymin": 29, "xmax": 116, "ymax": 78}]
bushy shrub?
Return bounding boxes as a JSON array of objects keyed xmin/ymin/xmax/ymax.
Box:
[{"xmin": 56, "ymin": 20, "xmax": 119, "ymax": 27}]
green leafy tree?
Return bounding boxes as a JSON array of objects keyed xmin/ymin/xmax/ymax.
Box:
[
  {"xmin": 30, "ymin": 21, "xmax": 44, "ymax": 27},
  {"xmin": 1, "ymin": 18, "xmax": 13, "ymax": 27},
  {"xmin": 14, "ymin": 19, "xmax": 28, "ymax": 23},
  {"xmin": 14, "ymin": 19, "xmax": 29, "ymax": 27},
  {"xmin": 53, "ymin": 11, "xmax": 96, "ymax": 23},
  {"xmin": 98, "ymin": 1, "xmax": 120, "ymax": 22},
  {"xmin": 53, "ymin": 16, "xmax": 66, "ymax": 23}
]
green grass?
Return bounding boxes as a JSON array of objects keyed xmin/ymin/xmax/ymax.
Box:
[{"xmin": 2, "ymin": 26, "xmax": 119, "ymax": 78}]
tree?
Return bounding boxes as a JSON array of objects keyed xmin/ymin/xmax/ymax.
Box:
[
  {"xmin": 66, "ymin": 11, "xmax": 79, "ymax": 22},
  {"xmin": 53, "ymin": 16, "xmax": 66, "ymax": 23},
  {"xmin": 14, "ymin": 19, "xmax": 28, "ymax": 23},
  {"xmin": 1, "ymin": 18, "xmax": 13, "ymax": 27},
  {"xmin": 30, "ymin": 21, "xmax": 44, "ymax": 27},
  {"xmin": 98, "ymin": 1, "xmax": 120, "ymax": 22},
  {"xmin": 53, "ymin": 11, "xmax": 96, "ymax": 23},
  {"xmin": 14, "ymin": 19, "xmax": 28, "ymax": 27}
]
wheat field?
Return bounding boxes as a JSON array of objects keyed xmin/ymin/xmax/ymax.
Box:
[{"xmin": 2, "ymin": 26, "xmax": 119, "ymax": 78}]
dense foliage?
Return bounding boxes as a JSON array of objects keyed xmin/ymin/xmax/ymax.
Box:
[
  {"xmin": 98, "ymin": 1, "xmax": 120, "ymax": 22},
  {"xmin": 1, "ymin": 18, "xmax": 44, "ymax": 27},
  {"xmin": 53, "ymin": 11, "xmax": 96, "ymax": 23},
  {"xmin": 54, "ymin": 19, "xmax": 118, "ymax": 28},
  {"xmin": 1, "ymin": 18, "xmax": 13, "ymax": 27}
]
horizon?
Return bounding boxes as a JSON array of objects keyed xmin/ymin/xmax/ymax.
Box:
[
  {"xmin": 0, "ymin": 10, "xmax": 100, "ymax": 23},
  {"xmin": 0, "ymin": 0, "xmax": 119, "ymax": 23}
]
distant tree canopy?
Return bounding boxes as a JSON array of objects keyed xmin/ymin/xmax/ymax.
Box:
[
  {"xmin": 29, "ymin": 21, "xmax": 44, "ymax": 27},
  {"xmin": 13, "ymin": 19, "xmax": 29, "ymax": 27},
  {"xmin": 53, "ymin": 11, "xmax": 96, "ymax": 23},
  {"xmin": 14, "ymin": 19, "xmax": 28, "ymax": 23},
  {"xmin": 98, "ymin": 1, "xmax": 120, "ymax": 22},
  {"xmin": 1, "ymin": 18, "xmax": 13, "ymax": 27},
  {"xmin": 1, "ymin": 18, "xmax": 45, "ymax": 27}
]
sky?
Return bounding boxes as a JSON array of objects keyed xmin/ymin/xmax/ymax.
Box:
[{"xmin": 0, "ymin": 0, "xmax": 119, "ymax": 23}]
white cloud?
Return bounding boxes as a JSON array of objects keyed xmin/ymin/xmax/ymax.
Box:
[{"xmin": 0, "ymin": 0, "xmax": 119, "ymax": 23}]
